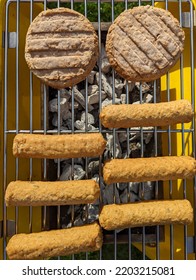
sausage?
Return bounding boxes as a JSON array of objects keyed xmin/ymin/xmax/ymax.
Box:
[
  {"xmin": 13, "ymin": 133, "xmax": 106, "ymax": 159},
  {"xmin": 103, "ymin": 156, "xmax": 196, "ymax": 184},
  {"xmin": 5, "ymin": 180, "xmax": 100, "ymax": 206},
  {"xmin": 99, "ymin": 200, "xmax": 193, "ymax": 230},
  {"xmin": 100, "ymin": 99, "xmax": 193, "ymax": 128},
  {"xmin": 6, "ymin": 222, "xmax": 102, "ymax": 260}
]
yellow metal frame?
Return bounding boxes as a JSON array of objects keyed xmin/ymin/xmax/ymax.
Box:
[{"xmin": 0, "ymin": 0, "xmax": 195, "ymax": 260}]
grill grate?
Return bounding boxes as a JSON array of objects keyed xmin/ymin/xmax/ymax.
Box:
[{"xmin": 1, "ymin": 0, "xmax": 196, "ymax": 260}]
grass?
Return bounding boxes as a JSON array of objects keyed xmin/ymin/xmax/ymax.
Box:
[{"xmin": 47, "ymin": 2, "xmax": 139, "ymax": 22}]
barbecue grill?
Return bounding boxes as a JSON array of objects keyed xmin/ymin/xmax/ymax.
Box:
[{"xmin": 0, "ymin": 0, "xmax": 196, "ymax": 260}]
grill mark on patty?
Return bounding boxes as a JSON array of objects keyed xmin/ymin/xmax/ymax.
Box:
[
  {"xmin": 25, "ymin": 8, "xmax": 98, "ymax": 88},
  {"xmin": 106, "ymin": 6, "xmax": 184, "ymax": 82},
  {"xmin": 117, "ymin": 21, "xmax": 169, "ymax": 70},
  {"xmin": 132, "ymin": 13, "xmax": 180, "ymax": 57},
  {"xmin": 26, "ymin": 37, "xmax": 94, "ymax": 52},
  {"xmin": 131, "ymin": 14, "xmax": 177, "ymax": 60},
  {"xmin": 29, "ymin": 19, "xmax": 93, "ymax": 34},
  {"xmin": 123, "ymin": 12, "xmax": 156, "ymax": 43},
  {"xmin": 147, "ymin": 10, "xmax": 184, "ymax": 45},
  {"xmin": 133, "ymin": 11, "xmax": 179, "ymax": 42},
  {"xmin": 26, "ymin": 25, "xmax": 95, "ymax": 70},
  {"xmin": 153, "ymin": 9, "xmax": 185, "ymax": 42},
  {"xmin": 27, "ymin": 32, "xmax": 93, "ymax": 40},
  {"xmin": 116, "ymin": 23, "xmax": 168, "ymax": 71},
  {"xmin": 29, "ymin": 50, "xmax": 91, "ymax": 58},
  {"xmin": 113, "ymin": 47, "xmax": 142, "ymax": 78},
  {"xmin": 28, "ymin": 55, "xmax": 91, "ymax": 70},
  {"xmin": 26, "ymin": 34, "xmax": 94, "ymax": 69},
  {"xmin": 37, "ymin": 13, "xmax": 80, "ymax": 21},
  {"xmin": 114, "ymin": 26, "xmax": 158, "ymax": 73},
  {"xmin": 115, "ymin": 16, "xmax": 173, "ymax": 65}
]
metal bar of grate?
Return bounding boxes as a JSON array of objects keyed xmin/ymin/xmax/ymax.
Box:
[
  {"xmin": 125, "ymin": 0, "xmax": 131, "ymax": 261},
  {"xmin": 178, "ymin": 0, "xmax": 188, "ymax": 260},
  {"xmin": 188, "ymin": 0, "xmax": 196, "ymax": 259},
  {"xmin": 110, "ymin": 0, "xmax": 118, "ymax": 261},
  {"xmin": 3, "ymin": 0, "xmax": 9, "ymax": 260},
  {"xmin": 70, "ymin": 0, "xmax": 76, "ymax": 262},
  {"xmin": 151, "ymin": 0, "xmax": 160, "ymax": 261},
  {"xmin": 15, "ymin": 0, "xmax": 20, "ymax": 236},
  {"xmin": 97, "ymin": 0, "xmax": 103, "ymax": 261},
  {"xmin": 29, "ymin": 0, "xmax": 34, "ymax": 234},
  {"xmin": 164, "ymin": 0, "xmax": 174, "ymax": 260},
  {"xmin": 84, "ymin": 0, "xmax": 90, "ymax": 262},
  {"xmin": 3, "ymin": 0, "xmax": 194, "ymax": 5},
  {"xmin": 4, "ymin": 128, "xmax": 195, "ymax": 134}
]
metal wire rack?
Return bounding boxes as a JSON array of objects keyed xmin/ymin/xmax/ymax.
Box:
[{"xmin": 1, "ymin": 0, "xmax": 196, "ymax": 260}]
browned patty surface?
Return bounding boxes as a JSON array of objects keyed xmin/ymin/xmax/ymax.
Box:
[
  {"xmin": 25, "ymin": 8, "xmax": 98, "ymax": 89},
  {"xmin": 106, "ymin": 5, "xmax": 185, "ymax": 82}
]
